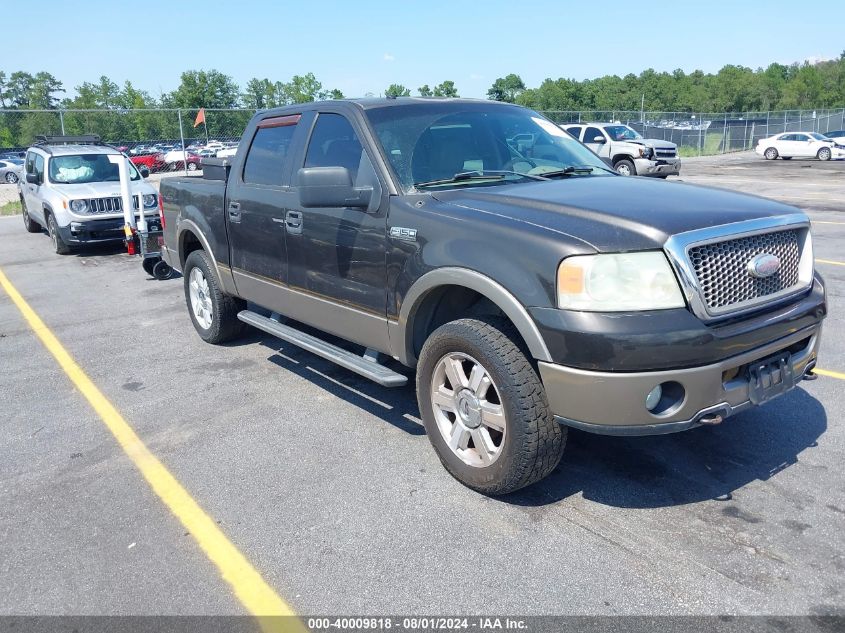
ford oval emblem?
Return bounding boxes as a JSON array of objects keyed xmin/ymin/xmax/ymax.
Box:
[{"xmin": 748, "ymin": 253, "xmax": 781, "ymax": 278}]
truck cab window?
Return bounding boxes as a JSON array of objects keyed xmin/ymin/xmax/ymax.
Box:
[
  {"xmin": 304, "ymin": 113, "xmax": 364, "ymax": 181},
  {"xmin": 243, "ymin": 123, "xmax": 297, "ymax": 186}
]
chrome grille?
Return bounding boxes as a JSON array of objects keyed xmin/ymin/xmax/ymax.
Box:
[
  {"xmin": 85, "ymin": 196, "xmax": 139, "ymax": 214},
  {"xmin": 655, "ymin": 148, "xmax": 677, "ymax": 158},
  {"xmin": 688, "ymin": 229, "xmax": 801, "ymax": 311}
]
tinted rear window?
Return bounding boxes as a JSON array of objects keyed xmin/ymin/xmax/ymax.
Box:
[{"xmin": 243, "ymin": 123, "xmax": 297, "ymax": 186}]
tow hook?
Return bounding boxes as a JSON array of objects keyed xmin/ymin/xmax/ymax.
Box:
[
  {"xmin": 803, "ymin": 362, "xmax": 819, "ymax": 381},
  {"xmin": 698, "ymin": 414, "xmax": 724, "ymax": 426}
]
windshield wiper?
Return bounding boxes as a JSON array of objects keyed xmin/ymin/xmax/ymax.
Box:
[
  {"xmin": 536, "ymin": 165, "xmax": 603, "ymax": 178},
  {"xmin": 414, "ymin": 169, "xmax": 545, "ymax": 189}
]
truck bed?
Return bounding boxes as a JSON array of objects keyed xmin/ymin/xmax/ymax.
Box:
[{"xmin": 160, "ymin": 176, "xmax": 228, "ymax": 273}]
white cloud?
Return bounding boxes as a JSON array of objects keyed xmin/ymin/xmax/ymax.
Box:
[{"xmin": 383, "ymin": 53, "xmax": 395, "ymax": 62}]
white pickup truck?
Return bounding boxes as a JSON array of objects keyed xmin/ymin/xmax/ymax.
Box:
[{"xmin": 563, "ymin": 122, "xmax": 681, "ymax": 178}]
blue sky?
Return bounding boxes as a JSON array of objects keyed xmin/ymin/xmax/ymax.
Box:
[{"xmin": 8, "ymin": 0, "xmax": 845, "ymax": 100}]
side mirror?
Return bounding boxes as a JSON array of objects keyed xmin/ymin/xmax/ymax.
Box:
[
  {"xmin": 297, "ymin": 166, "xmax": 373, "ymax": 209},
  {"xmin": 139, "ymin": 165, "xmax": 150, "ymax": 178},
  {"xmin": 26, "ymin": 172, "xmax": 40, "ymax": 185},
  {"xmin": 591, "ymin": 136, "xmax": 606, "ymax": 144}
]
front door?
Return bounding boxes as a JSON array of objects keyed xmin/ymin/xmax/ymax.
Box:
[
  {"xmin": 583, "ymin": 126, "xmax": 608, "ymax": 157},
  {"xmin": 226, "ymin": 114, "xmax": 302, "ymax": 310},
  {"xmin": 23, "ymin": 152, "xmax": 46, "ymax": 224},
  {"xmin": 286, "ymin": 111, "xmax": 389, "ymax": 351}
]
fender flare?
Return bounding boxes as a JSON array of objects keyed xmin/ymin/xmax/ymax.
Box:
[
  {"xmin": 177, "ymin": 218, "xmax": 224, "ymax": 282},
  {"xmin": 393, "ymin": 267, "xmax": 552, "ymax": 366}
]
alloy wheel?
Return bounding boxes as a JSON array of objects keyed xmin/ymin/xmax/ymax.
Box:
[{"xmin": 189, "ymin": 267, "xmax": 214, "ymax": 329}]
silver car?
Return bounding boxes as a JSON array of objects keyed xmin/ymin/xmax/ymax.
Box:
[{"xmin": 0, "ymin": 158, "xmax": 23, "ymax": 184}]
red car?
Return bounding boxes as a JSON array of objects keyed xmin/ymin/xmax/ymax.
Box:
[{"xmin": 130, "ymin": 152, "xmax": 166, "ymax": 173}]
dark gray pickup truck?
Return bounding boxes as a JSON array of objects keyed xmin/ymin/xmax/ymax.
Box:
[{"xmin": 160, "ymin": 98, "xmax": 826, "ymax": 495}]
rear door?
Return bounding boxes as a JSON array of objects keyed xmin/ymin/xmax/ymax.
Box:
[{"xmin": 226, "ymin": 114, "xmax": 303, "ymax": 305}]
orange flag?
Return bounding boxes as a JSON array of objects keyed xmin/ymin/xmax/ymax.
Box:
[{"xmin": 193, "ymin": 108, "xmax": 206, "ymax": 128}]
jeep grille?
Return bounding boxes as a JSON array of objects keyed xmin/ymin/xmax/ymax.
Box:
[{"xmin": 84, "ymin": 196, "xmax": 139, "ymax": 214}]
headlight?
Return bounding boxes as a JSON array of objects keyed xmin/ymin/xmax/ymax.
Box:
[
  {"xmin": 69, "ymin": 199, "xmax": 88, "ymax": 213},
  {"xmin": 143, "ymin": 194, "xmax": 157, "ymax": 208},
  {"xmin": 557, "ymin": 252, "xmax": 685, "ymax": 311},
  {"xmin": 639, "ymin": 146, "xmax": 654, "ymax": 159}
]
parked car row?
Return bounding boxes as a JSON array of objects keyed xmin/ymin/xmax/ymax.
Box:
[{"xmin": 121, "ymin": 139, "xmax": 238, "ymax": 174}]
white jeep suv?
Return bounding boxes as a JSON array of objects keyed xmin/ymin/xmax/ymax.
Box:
[{"xmin": 19, "ymin": 135, "xmax": 160, "ymax": 254}]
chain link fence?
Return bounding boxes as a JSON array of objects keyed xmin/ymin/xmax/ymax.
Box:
[
  {"xmin": 2, "ymin": 107, "xmax": 845, "ymax": 161},
  {"xmin": 542, "ymin": 109, "xmax": 845, "ymax": 156}
]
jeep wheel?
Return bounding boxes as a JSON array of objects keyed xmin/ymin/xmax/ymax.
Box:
[
  {"xmin": 21, "ymin": 196, "xmax": 41, "ymax": 233},
  {"xmin": 46, "ymin": 213, "xmax": 72, "ymax": 255},
  {"xmin": 5, "ymin": 172, "xmax": 18, "ymax": 184},
  {"xmin": 183, "ymin": 249, "xmax": 245, "ymax": 344},
  {"xmin": 817, "ymin": 147, "xmax": 832, "ymax": 161},
  {"xmin": 417, "ymin": 317, "xmax": 566, "ymax": 495},
  {"xmin": 764, "ymin": 147, "xmax": 778, "ymax": 160},
  {"xmin": 614, "ymin": 159, "xmax": 636, "ymax": 176}
]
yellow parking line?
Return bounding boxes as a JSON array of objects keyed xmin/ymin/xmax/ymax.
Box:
[
  {"xmin": 0, "ymin": 268, "xmax": 302, "ymax": 631},
  {"xmin": 816, "ymin": 258, "xmax": 845, "ymax": 266},
  {"xmin": 815, "ymin": 368, "xmax": 845, "ymax": 381}
]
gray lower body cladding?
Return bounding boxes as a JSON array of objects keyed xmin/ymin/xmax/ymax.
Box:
[{"xmin": 540, "ymin": 324, "xmax": 821, "ymax": 435}]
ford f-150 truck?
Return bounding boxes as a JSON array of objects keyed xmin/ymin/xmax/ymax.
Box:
[{"xmin": 160, "ymin": 98, "xmax": 825, "ymax": 495}]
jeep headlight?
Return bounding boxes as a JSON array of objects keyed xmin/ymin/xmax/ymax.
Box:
[
  {"xmin": 69, "ymin": 199, "xmax": 88, "ymax": 213},
  {"xmin": 557, "ymin": 252, "xmax": 685, "ymax": 311},
  {"xmin": 143, "ymin": 194, "xmax": 157, "ymax": 208}
]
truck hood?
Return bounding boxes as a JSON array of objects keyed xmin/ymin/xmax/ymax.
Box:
[
  {"xmin": 49, "ymin": 181, "xmax": 157, "ymax": 199},
  {"xmin": 623, "ymin": 138, "xmax": 677, "ymax": 150},
  {"xmin": 431, "ymin": 176, "xmax": 800, "ymax": 253}
]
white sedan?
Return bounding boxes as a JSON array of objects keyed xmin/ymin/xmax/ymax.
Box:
[{"xmin": 756, "ymin": 132, "xmax": 845, "ymax": 161}]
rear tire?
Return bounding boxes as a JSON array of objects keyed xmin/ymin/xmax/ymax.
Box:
[
  {"xmin": 614, "ymin": 159, "xmax": 636, "ymax": 176},
  {"xmin": 21, "ymin": 196, "xmax": 41, "ymax": 233},
  {"xmin": 46, "ymin": 213, "xmax": 72, "ymax": 255},
  {"xmin": 183, "ymin": 249, "xmax": 245, "ymax": 344},
  {"xmin": 5, "ymin": 172, "xmax": 18, "ymax": 184},
  {"xmin": 764, "ymin": 147, "xmax": 778, "ymax": 160},
  {"xmin": 417, "ymin": 317, "xmax": 566, "ymax": 495},
  {"xmin": 817, "ymin": 147, "xmax": 832, "ymax": 161}
]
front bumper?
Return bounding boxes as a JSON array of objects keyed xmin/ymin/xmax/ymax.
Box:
[
  {"xmin": 58, "ymin": 214, "xmax": 160, "ymax": 244},
  {"xmin": 634, "ymin": 156, "xmax": 681, "ymax": 177},
  {"xmin": 539, "ymin": 325, "xmax": 821, "ymax": 435}
]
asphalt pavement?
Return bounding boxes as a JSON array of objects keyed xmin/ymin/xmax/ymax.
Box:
[{"xmin": 0, "ymin": 153, "xmax": 843, "ymax": 618}]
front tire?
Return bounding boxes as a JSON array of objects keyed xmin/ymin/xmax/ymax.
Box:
[
  {"xmin": 183, "ymin": 250, "xmax": 245, "ymax": 343},
  {"xmin": 46, "ymin": 213, "xmax": 72, "ymax": 255},
  {"xmin": 614, "ymin": 159, "xmax": 636, "ymax": 176},
  {"xmin": 817, "ymin": 147, "xmax": 832, "ymax": 161},
  {"xmin": 417, "ymin": 317, "xmax": 566, "ymax": 495},
  {"xmin": 5, "ymin": 172, "xmax": 18, "ymax": 184},
  {"xmin": 764, "ymin": 147, "xmax": 778, "ymax": 160}
]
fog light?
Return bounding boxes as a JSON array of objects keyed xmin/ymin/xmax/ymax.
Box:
[{"xmin": 645, "ymin": 385, "xmax": 663, "ymax": 411}]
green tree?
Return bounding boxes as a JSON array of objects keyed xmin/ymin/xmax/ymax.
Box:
[
  {"xmin": 167, "ymin": 69, "xmax": 241, "ymax": 108},
  {"xmin": 385, "ymin": 83, "xmax": 411, "ymax": 97},
  {"xmin": 418, "ymin": 84, "xmax": 433, "ymax": 97},
  {"xmin": 242, "ymin": 78, "xmax": 273, "ymax": 109},
  {"xmin": 277, "ymin": 73, "xmax": 327, "ymax": 104},
  {"xmin": 487, "ymin": 74, "xmax": 525, "ymax": 102},
  {"xmin": 433, "ymin": 80, "xmax": 458, "ymax": 97},
  {"xmin": 328, "ymin": 88, "xmax": 345, "ymax": 99}
]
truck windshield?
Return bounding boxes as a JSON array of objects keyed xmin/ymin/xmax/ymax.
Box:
[
  {"xmin": 603, "ymin": 125, "xmax": 642, "ymax": 141},
  {"xmin": 364, "ymin": 102, "xmax": 610, "ymax": 192},
  {"xmin": 49, "ymin": 154, "xmax": 141, "ymax": 184}
]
